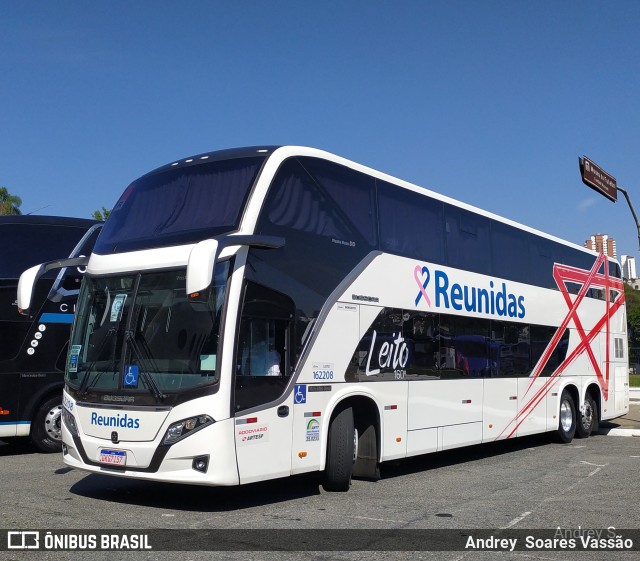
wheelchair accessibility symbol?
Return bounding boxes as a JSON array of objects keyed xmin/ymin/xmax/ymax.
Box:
[
  {"xmin": 124, "ymin": 365, "xmax": 139, "ymax": 388},
  {"xmin": 294, "ymin": 384, "xmax": 306, "ymax": 404}
]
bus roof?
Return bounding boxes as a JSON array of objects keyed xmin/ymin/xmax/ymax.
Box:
[
  {"xmin": 0, "ymin": 215, "xmax": 99, "ymax": 228},
  {"xmin": 144, "ymin": 146, "xmax": 280, "ymax": 177},
  {"xmin": 109, "ymin": 145, "xmax": 610, "ymax": 264}
]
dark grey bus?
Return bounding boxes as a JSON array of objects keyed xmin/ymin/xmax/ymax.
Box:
[{"xmin": 0, "ymin": 215, "xmax": 100, "ymax": 451}]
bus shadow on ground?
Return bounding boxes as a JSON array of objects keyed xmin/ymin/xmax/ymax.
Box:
[
  {"xmin": 69, "ymin": 471, "xmax": 323, "ymax": 511},
  {"xmin": 68, "ymin": 433, "xmax": 561, "ymax": 512},
  {"xmin": 378, "ymin": 432, "xmax": 555, "ymax": 481},
  {"xmin": 0, "ymin": 438, "xmax": 39, "ymax": 457}
]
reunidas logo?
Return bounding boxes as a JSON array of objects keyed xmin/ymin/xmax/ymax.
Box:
[
  {"xmin": 414, "ymin": 264, "xmax": 525, "ymax": 318},
  {"xmin": 91, "ymin": 412, "xmax": 140, "ymax": 429}
]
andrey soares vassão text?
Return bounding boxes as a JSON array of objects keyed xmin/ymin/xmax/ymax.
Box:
[{"xmin": 465, "ymin": 528, "xmax": 634, "ymax": 552}]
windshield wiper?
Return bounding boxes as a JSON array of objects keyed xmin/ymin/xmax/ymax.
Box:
[
  {"xmin": 125, "ymin": 330, "xmax": 166, "ymax": 402},
  {"xmin": 78, "ymin": 327, "xmax": 118, "ymax": 396}
]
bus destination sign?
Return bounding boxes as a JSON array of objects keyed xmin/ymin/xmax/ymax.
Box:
[{"xmin": 579, "ymin": 156, "xmax": 617, "ymax": 202}]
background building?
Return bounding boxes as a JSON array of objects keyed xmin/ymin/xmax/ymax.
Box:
[
  {"xmin": 622, "ymin": 255, "xmax": 637, "ymax": 280},
  {"xmin": 584, "ymin": 233, "xmax": 617, "ymax": 259},
  {"xmin": 622, "ymin": 254, "xmax": 640, "ymax": 290}
]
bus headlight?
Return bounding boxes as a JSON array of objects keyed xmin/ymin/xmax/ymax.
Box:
[
  {"xmin": 162, "ymin": 415, "xmax": 214, "ymax": 445},
  {"xmin": 62, "ymin": 408, "xmax": 79, "ymax": 437}
]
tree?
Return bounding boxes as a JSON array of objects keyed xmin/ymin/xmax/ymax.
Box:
[
  {"xmin": 92, "ymin": 207, "xmax": 111, "ymax": 221},
  {"xmin": 625, "ymin": 284, "xmax": 640, "ymax": 345},
  {"xmin": 0, "ymin": 186, "xmax": 22, "ymax": 215},
  {"xmin": 625, "ymin": 283, "xmax": 640, "ymax": 372}
]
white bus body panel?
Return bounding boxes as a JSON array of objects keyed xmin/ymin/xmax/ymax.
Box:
[
  {"xmin": 289, "ymin": 382, "xmax": 408, "ymax": 474},
  {"xmin": 0, "ymin": 424, "xmax": 18, "ymax": 438},
  {"xmin": 235, "ymin": 393, "xmax": 294, "ymax": 485},
  {"xmin": 335, "ymin": 252, "xmax": 628, "ymax": 438},
  {"xmin": 74, "ymin": 405, "xmax": 170, "ymax": 442},
  {"xmin": 62, "ymin": 392, "xmax": 240, "ymax": 485},
  {"xmin": 482, "ymin": 379, "xmax": 518, "ymax": 441},
  {"xmin": 517, "ymin": 377, "xmax": 548, "ymax": 437},
  {"xmin": 63, "ymin": 418, "xmax": 240, "ymax": 485},
  {"xmin": 614, "ymin": 365, "xmax": 630, "ymax": 412}
]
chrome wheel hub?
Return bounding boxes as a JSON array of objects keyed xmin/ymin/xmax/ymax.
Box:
[
  {"xmin": 45, "ymin": 405, "xmax": 63, "ymax": 442},
  {"xmin": 560, "ymin": 400, "xmax": 573, "ymax": 433}
]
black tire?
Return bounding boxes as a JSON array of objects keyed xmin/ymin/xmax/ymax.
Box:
[
  {"xmin": 322, "ymin": 406, "xmax": 355, "ymax": 492},
  {"xmin": 556, "ymin": 390, "xmax": 576, "ymax": 443},
  {"xmin": 31, "ymin": 396, "xmax": 63, "ymax": 453},
  {"xmin": 576, "ymin": 393, "xmax": 599, "ymax": 438}
]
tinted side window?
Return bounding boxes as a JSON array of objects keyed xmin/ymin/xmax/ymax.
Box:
[
  {"xmin": 74, "ymin": 226, "xmax": 101, "ymax": 257},
  {"xmin": 445, "ymin": 205, "xmax": 491, "ymax": 275},
  {"xmin": 564, "ymin": 246, "xmax": 597, "ymax": 273},
  {"xmin": 530, "ymin": 235, "xmax": 599, "ymax": 291},
  {"xmin": 346, "ymin": 308, "xmax": 441, "ymax": 382},
  {"xmin": 298, "ymin": 158, "xmax": 377, "ymax": 247},
  {"xmin": 378, "ymin": 181, "xmax": 444, "ymax": 262},
  {"xmin": 530, "ymin": 326, "xmax": 569, "ymax": 376},
  {"xmin": 490, "ymin": 321, "xmax": 531, "ymax": 377},
  {"xmin": 439, "ymin": 315, "xmax": 491, "ymax": 378},
  {"xmin": 348, "ymin": 307, "xmax": 494, "ymax": 381},
  {"xmin": 491, "ymin": 222, "xmax": 530, "ymax": 283},
  {"xmin": 57, "ymin": 226, "xmax": 103, "ymax": 292},
  {"xmin": 529, "ymin": 236, "xmax": 563, "ymax": 289},
  {"xmin": 609, "ymin": 260, "xmax": 621, "ymax": 279},
  {"xmin": 255, "ymin": 159, "xmax": 376, "ymax": 357},
  {"xmin": 234, "ymin": 282, "xmax": 294, "ymax": 412},
  {"xmin": 264, "ymin": 158, "xmax": 375, "ymax": 249},
  {"xmin": 348, "ymin": 307, "xmax": 572, "ymax": 382}
]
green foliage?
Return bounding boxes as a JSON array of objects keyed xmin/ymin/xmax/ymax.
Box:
[
  {"xmin": 0, "ymin": 186, "xmax": 22, "ymax": 215},
  {"xmin": 92, "ymin": 207, "xmax": 111, "ymax": 221},
  {"xmin": 625, "ymin": 284, "xmax": 640, "ymax": 346}
]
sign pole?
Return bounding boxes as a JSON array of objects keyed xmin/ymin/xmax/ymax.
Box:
[{"xmin": 616, "ymin": 186, "xmax": 640, "ymax": 251}]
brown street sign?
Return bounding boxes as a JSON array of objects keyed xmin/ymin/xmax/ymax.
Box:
[{"xmin": 579, "ymin": 156, "xmax": 617, "ymax": 202}]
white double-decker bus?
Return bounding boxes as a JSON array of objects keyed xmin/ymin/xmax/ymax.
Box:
[{"xmin": 18, "ymin": 146, "xmax": 629, "ymax": 491}]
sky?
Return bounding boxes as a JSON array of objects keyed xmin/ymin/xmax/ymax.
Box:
[{"xmin": 2, "ymin": 1, "xmax": 640, "ymax": 259}]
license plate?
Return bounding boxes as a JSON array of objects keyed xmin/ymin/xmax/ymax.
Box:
[{"xmin": 99, "ymin": 449, "xmax": 127, "ymax": 466}]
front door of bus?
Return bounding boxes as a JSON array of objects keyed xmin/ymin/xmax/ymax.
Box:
[{"xmin": 233, "ymin": 282, "xmax": 294, "ymax": 484}]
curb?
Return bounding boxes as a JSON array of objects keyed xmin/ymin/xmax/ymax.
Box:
[{"xmin": 598, "ymin": 427, "xmax": 640, "ymax": 437}]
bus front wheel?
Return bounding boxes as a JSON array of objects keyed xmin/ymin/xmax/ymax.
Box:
[
  {"xmin": 31, "ymin": 396, "xmax": 63, "ymax": 453},
  {"xmin": 322, "ymin": 406, "xmax": 355, "ymax": 492},
  {"xmin": 556, "ymin": 390, "xmax": 576, "ymax": 443}
]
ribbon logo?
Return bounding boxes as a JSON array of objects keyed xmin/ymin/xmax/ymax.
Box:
[{"xmin": 414, "ymin": 265, "xmax": 431, "ymax": 307}]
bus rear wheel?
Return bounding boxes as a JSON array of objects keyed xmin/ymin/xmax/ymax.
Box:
[
  {"xmin": 31, "ymin": 396, "xmax": 63, "ymax": 453},
  {"xmin": 576, "ymin": 394, "xmax": 598, "ymax": 438},
  {"xmin": 556, "ymin": 390, "xmax": 576, "ymax": 443},
  {"xmin": 322, "ymin": 406, "xmax": 355, "ymax": 492}
]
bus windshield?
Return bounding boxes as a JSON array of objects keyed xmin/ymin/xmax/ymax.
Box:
[
  {"xmin": 66, "ymin": 262, "xmax": 231, "ymax": 395},
  {"xmin": 94, "ymin": 156, "xmax": 266, "ymax": 254}
]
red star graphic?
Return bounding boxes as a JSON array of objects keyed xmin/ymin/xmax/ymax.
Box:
[{"xmin": 501, "ymin": 253, "xmax": 625, "ymax": 438}]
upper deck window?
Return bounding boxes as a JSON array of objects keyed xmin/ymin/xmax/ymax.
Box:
[
  {"xmin": 378, "ymin": 181, "xmax": 444, "ymax": 262},
  {"xmin": 260, "ymin": 157, "xmax": 377, "ymax": 247},
  {"xmin": 95, "ymin": 156, "xmax": 266, "ymax": 254}
]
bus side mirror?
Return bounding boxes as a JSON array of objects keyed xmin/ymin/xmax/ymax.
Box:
[
  {"xmin": 17, "ymin": 256, "xmax": 90, "ymax": 314},
  {"xmin": 186, "ymin": 239, "xmax": 220, "ymax": 297},
  {"xmin": 186, "ymin": 235, "xmax": 285, "ymax": 296},
  {"xmin": 17, "ymin": 264, "xmax": 43, "ymax": 314}
]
